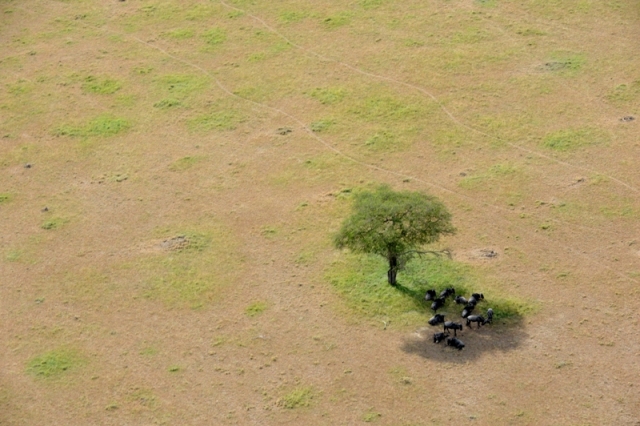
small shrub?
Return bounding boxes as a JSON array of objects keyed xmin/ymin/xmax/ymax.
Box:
[
  {"xmin": 27, "ymin": 349, "xmax": 83, "ymax": 378},
  {"xmin": 279, "ymin": 387, "xmax": 314, "ymax": 409}
]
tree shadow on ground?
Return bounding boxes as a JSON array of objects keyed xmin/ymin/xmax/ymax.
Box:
[{"xmin": 401, "ymin": 321, "xmax": 528, "ymax": 363}]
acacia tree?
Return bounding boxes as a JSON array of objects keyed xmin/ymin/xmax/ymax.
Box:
[{"xmin": 334, "ymin": 185, "xmax": 456, "ymax": 286}]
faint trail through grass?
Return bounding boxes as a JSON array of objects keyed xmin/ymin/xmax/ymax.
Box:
[
  {"xmin": 218, "ymin": 0, "xmax": 638, "ymax": 195},
  {"xmin": 23, "ymin": 4, "xmax": 637, "ymax": 288}
]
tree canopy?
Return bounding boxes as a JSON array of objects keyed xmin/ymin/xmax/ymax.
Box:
[{"xmin": 334, "ymin": 185, "xmax": 456, "ymax": 285}]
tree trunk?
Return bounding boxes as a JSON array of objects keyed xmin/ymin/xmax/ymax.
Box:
[{"xmin": 387, "ymin": 255, "xmax": 398, "ymax": 286}]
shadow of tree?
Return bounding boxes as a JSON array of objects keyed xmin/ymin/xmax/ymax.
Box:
[{"xmin": 401, "ymin": 322, "xmax": 528, "ymax": 363}]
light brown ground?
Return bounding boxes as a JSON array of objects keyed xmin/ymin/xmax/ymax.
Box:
[{"xmin": 1, "ymin": 0, "xmax": 640, "ymax": 425}]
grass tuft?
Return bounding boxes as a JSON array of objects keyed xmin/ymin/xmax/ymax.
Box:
[
  {"xmin": 55, "ymin": 115, "xmax": 130, "ymax": 138},
  {"xmin": 541, "ymin": 128, "xmax": 605, "ymax": 151},
  {"xmin": 245, "ymin": 301, "xmax": 267, "ymax": 317},
  {"xmin": 169, "ymin": 156, "xmax": 205, "ymax": 171},
  {"xmin": 188, "ymin": 110, "xmax": 241, "ymax": 131},
  {"xmin": 309, "ymin": 87, "xmax": 346, "ymax": 105},
  {"xmin": 164, "ymin": 28, "xmax": 195, "ymax": 39},
  {"xmin": 81, "ymin": 76, "xmax": 121, "ymax": 94},
  {"xmin": 278, "ymin": 387, "xmax": 314, "ymax": 409},
  {"xmin": 202, "ymin": 27, "xmax": 226, "ymax": 45},
  {"xmin": 0, "ymin": 193, "xmax": 13, "ymax": 203},
  {"xmin": 27, "ymin": 348, "xmax": 84, "ymax": 378}
]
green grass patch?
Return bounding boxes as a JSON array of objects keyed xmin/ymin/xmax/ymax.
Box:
[
  {"xmin": 55, "ymin": 115, "xmax": 131, "ymax": 138},
  {"xmin": 364, "ymin": 131, "xmax": 398, "ymax": 151},
  {"xmin": 459, "ymin": 163, "xmax": 520, "ymax": 189},
  {"xmin": 349, "ymin": 95, "xmax": 421, "ymax": 122},
  {"xmin": 81, "ymin": 76, "xmax": 121, "ymax": 94},
  {"xmin": 41, "ymin": 217, "xmax": 67, "ymax": 230},
  {"xmin": 362, "ymin": 409, "xmax": 382, "ymax": 422},
  {"xmin": 202, "ymin": 27, "xmax": 226, "ymax": 45},
  {"xmin": 310, "ymin": 119, "xmax": 335, "ymax": 133},
  {"xmin": 163, "ymin": 28, "xmax": 195, "ymax": 39},
  {"xmin": 169, "ymin": 156, "xmax": 206, "ymax": 171},
  {"xmin": 322, "ymin": 12, "xmax": 352, "ymax": 29},
  {"xmin": 140, "ymin": 227, "xmax": 240, "ymax": 308},
  {"xmin": 156, "ymin": 74, "xmax": 208, "ymax": 96},
  {"xmin": 607, "ymin": 80, "xmax": 640, "ymax": 103},
  {"xmin": 279, "ymin": 10, "xmax": 308, "ymax": 23},
  {"xmin": 543, "ymin": 52, "xmax": 586, "ymax": 74},
  {"xmin": 278, "ymin": 387, "xmax": 314, "ymax": 409},
  {"xmin": 188, "ymin": 110, "xmax": 241, "ymax": 132},
  {"xmin": 153, "ymin": 98, "xmax": 182, "ymax": 109},
  {"xmin": 541, "ymin": 128, "xmax": 606, "ymax": 151},
  {"xmin": 309, "ymin": 87, "xmax": 346, "ymax": 105},
  {"xmin": 245, "ymin": 301, "xmax": 267, "ymax": 317},
  {"xmin": 0, "ymin": 193, "xmax": 12, "ymax": 203},
  {"xmin": 359, "ymin": 0, "xmax": 386, "ymax": 9},
  {"xmin": 27, "ymin": 348, "xmax": 84, "ymax": 379},
  {"xmin": 327, "ymin": 254, "xmax": 529, "ymax": 328}
]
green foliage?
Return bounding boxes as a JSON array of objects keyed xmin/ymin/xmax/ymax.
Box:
[
  {"xmin": 202, "ymin": 27, "xmax": 226, "ymax": 45},
  {"xmin": 279, "ymin": 387, "xmax": 314, "ymax": 409},
  {"xmin": 27, "ymin": 349, "xmax": 84, "ymax": 378},
  {"xmin": 334, "ymin": 185, "xmax": 456, "ymax": 262},
  {"xmin": 0, "ymin": 193, "xmax": 12, "ymax": 203},
  {"xmin": 309, "ymin": 87, "xmax": 346, "ymax": 105},
  {"xmin": 188, "ymin": 110, "xmax": 241, "ymax": 131},
  {"xmin": 81, "ymin": 76, "xmax": 121, "ymax": 94},
  {"xmin": 327, "ymin": 254, "xmax": 529, "ymax": 327},
  {"xmin": 245, "ymin": 301, "xmax": 267, "ymax": 317},
  {"xmin": 541, "ymin": 128, "xmax": 605, "ymax": 151}
]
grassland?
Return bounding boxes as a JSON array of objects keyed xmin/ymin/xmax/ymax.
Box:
[{"xmin": 1, "ymin": 0, "xmax": 639, "ymax": 424}]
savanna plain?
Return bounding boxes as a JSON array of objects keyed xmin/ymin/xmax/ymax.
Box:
[{"xmin": 1, "ymin": 0, "xmax": 640, "ymax": 424}]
